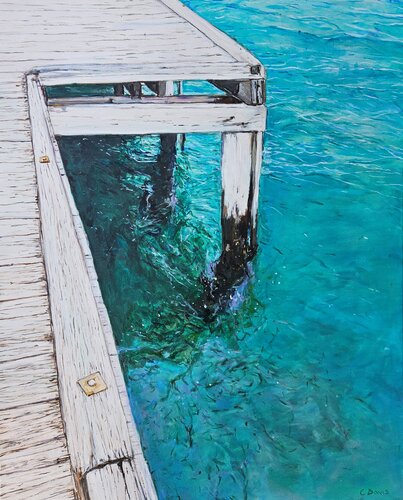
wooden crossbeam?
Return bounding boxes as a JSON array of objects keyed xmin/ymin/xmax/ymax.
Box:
[
  {"xmin": 48, "ymin": 95, "xmax": 239, "ymax": 106},
  {"xmin": 48, "ymin": 100, "xmax": 267, "ymax": 136},
  {"xmin": 37, "ymin": 63, "xmax": 263, "ymax": 87},
  {"xmin": 210, "ymin": 79, "xmax": 266, "ymax": 105}
]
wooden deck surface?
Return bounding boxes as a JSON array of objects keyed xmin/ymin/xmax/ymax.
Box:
[{"xmin": 0, "ymin": 0, "xmax": 263, "ymax": 498}]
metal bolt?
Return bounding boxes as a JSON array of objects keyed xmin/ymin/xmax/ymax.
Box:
[
  {"xmin": 39, "ymin": 155, "xmax": 50, "ymax": 164},
  {"xmin": 77, "ymin": 372, "xmax": 107, "ymax": 396}
]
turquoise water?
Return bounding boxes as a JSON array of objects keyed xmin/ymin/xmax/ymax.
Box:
[{"xmin": 58, "ymin": 0, "xmax": 403, "ymax": 498}]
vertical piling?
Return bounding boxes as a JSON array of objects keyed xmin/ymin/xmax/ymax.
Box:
[
  {"xmin": 220, "ymin": 131, "xmax": 263, "ymax": 263},
  {"xmin": 140, "ymin": 81, "xmax": 178, "ymax": 226},
  {"xmin": 113, "ymin": 83, "xmax": 124, "ymax": 96}
]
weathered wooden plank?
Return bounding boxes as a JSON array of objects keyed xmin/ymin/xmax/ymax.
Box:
[
  {"xmin": 0, "ymin": 436, "xmax": 68, "ymax": 475},
  {"xmin": 0, "ymin": 233, "xmax": 41, "ymax": 266},
  {"xmin": 221, "ymin": 132, "xmax": 263, "ymax": 240},
  {"xmin": 0, "ymin": 218, "xmax": 38, "ymax": 238},
  {"xmin": 52, "ymin": 118, "xmax": 157, "ymax": 484},
  {"xmin": 27, "ymin": 74, "xmax": 157, "ymax": 498},
  {"xmin": 0, "ymin": 311, "xmax": 51, "ymax": 339},
  {"xmin": 48, "ymin": 95, "xmax": 239, "ymax": 106},
  {"xmin": 49, "ymin": 101, "xmax": 266, "ymax": 135},
  {"xmin": 0, "ymin": 150, "xmax": 34, "ymax": 162},
  {"xmin": 159, "ymin": 0, "xmax": 264, "ymax": 73},
  {"xmin": 0, "ymin": 180, "xmax": 36, "ymax": 205},
  {"xmin": 1, "ymin": 47, "xmax": 232, "ymax": 65},
  {"xmin": 0, "ymin": 400, "xmax": 64, "ymax": 449},
  {"xmin": 0, "ymin": 203, "xmax": 39, "ymax": 220},
  {"xmin": 0, "ymin": 353, "xmax": 59, "ymax": 411},
  {"xmin": 1, "ymin": 464, "xmax": 75, "ymax": 500},
  {"xmin": 0, "ymin": 338, "xmax": 53, "ymax": 364},
  {"xmin": 84, "ymin": 461, "xmax": 144, "ymax": 500},
  {"xmin": 0, "ymin": 262, "xmax": 46, "ymax": 303},
  {"xmin": 38, "ymin": 62, "xmax": 261, "ymax": 86},
  {"xmin": 0, "ymin": 170, "xmax": 36, "ymax": 188},
  {"xmin": 0, "ymin": 293, "xmax": 48, "ymax": 321}
]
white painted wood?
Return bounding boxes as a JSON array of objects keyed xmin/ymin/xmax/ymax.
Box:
[
  {"xmin": 0, "ymin": 262, "xmax": 47, "ymax": 304},
  {"xmin": 222, "ymin": 133, "xmax": 255, "ymax": 220},
  {"xmin": 49, "ymin": 102, "xmax": 266, "ymax": 136},
  {"xmin": 85, "ymin": 461, "xmax": 145, "ymax": 500},
  {"xmin": 48, "ymin": 95, "xmax": 238, "ymax": 106},
  {"xmin": 0, "ymin": 0, "xmax": 265, "ymax": 496},
  {"xmin": 0, "ymin": 349, "xmax": 60, "ymax": 411},
  {"xmin": 0, "ymin": 232, "xmax": 42, "ymax": 266},
  {"xmin": 158, "ymin": 0, "xmax": 264, "ymax": 73},
  {"xmin": 221, "ymin": 132, "xmax": 263, "ymax": 247},
  {"xmin": 38, "ymin": 63, "xmax": 258, "ymax": 87},
  {"xmin": 50, "ymin": 117, "xmax": 156, "ymax": 490},
  {"xmin": 1, "ymin": 464, "xmax": 75, "ymax": 500},
  {"xmin": 27, "ymin": 74, "xmax": 157, "ymax": 499},
  {"xmin": 249, "ymin": 132, "xmax": 263, "ymax": 243}
]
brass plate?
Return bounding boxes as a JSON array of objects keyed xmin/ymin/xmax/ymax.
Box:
[
  {"xmin": 39, "ymin": 155, "xmax": 50, "ymax": 163},
  {"xmin": 78, "ymin": 372, "xmax": 107, "ymax": 396}
]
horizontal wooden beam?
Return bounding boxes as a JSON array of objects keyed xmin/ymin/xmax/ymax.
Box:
[
  {"xmin": 36, "ymin": 62, "xmax": 264, "ymax": 87},
  {"xmin": 210, "ymin": 79, "xmax": 266, "ymax": 105},
  {"xmin": 48, "ymin": 95, "xmax": 240, "ymax": 106},
  {"xmin": 49, "ymin": 101, "xmax": 267, "ymax": 136}
]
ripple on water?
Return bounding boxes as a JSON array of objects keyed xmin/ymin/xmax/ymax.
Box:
[{"xmin": 59, "ymin": 0, "xmax": 402, "ymax": 497}]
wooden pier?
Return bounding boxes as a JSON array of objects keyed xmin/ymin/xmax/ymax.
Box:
[{"xmin": 0, "ymin": 0, "xmax": 266, "ymax": 498}]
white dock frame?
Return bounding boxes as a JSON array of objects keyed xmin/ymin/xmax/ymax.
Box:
[{"xmin": 0, "ymin": 0, "xmax": 266, "ymax": 498}]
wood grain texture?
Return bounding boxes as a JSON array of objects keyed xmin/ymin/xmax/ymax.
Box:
[
  {"xmin": 222, "ymin": 133, "xmax": 257, "ymax": 220},
  {"xmin": 50, "ymin": 119, "xmax": 156, "ymax": 492},
  {"xmin": 84, "ymin": 461, "xmax": 146, "ymax": 500},
  {"xmin": 0, "ymin": 0, "xmax": 262, "ymax": 82},
  {"xmin": 0, "ymin": 0, "xmax": 265, "ymax": 496},
  {"xmin": 27, "ymin": 74, "xmax": 157, "ymax": 499},
  {"xmin": 159, "ymin": 0, "xmax": 264, "ymax": 73},
  {"xmin": 38, "ymin": 63, "xmax": 260, "ymax": 86},
  {"xmin": 221, "ymin": 132, "xmax": 263, "ymax": 250},
  {"xmin": 49, "ymin": 102, "xmax": 266, "ymax": 136}
]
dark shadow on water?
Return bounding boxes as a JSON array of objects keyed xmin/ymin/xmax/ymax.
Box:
[
  {"xmin": 199, "ymin": 256, "xmax": 255, "ymax": 321},
  {"xmin": 139, "ymin": 134, "xmax": 177, "ymax": 233}
]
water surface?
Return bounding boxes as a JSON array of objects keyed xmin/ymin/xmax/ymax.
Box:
[{"xmin": 59, "ymin": 0, "xmax": 402, "ymax": 498}]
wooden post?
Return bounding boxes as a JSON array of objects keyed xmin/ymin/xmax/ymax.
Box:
[
  {"xmin": 157, "ymin": 81, "xmax": 177, "ymax": 221},
  {"xmin": 210, "ymin": 79, "xmax": 265, "ymax": 105},
  {"xmin": 126, "ymin": 82, "xmax": 141, "ymax": 97},
  {"xmin": 204, "ymin": 131, "xmax": 262, "ymax": 305},
  {"xmin": 114, "ymin": 83, "xmax": 141, "ymax": 97},
  {"xmin": 140, "ymin": 82, "xmax": 178, "ymax": 226},
  {"xmin": 114, "ymin": 83, "xmax": 124, "ymax": 96}
]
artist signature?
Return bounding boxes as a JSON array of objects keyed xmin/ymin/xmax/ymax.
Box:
[{"xmin": 360, "ymin": 489, "xmax": 390, "ymax": 496}]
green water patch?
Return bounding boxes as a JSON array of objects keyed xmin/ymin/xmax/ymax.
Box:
[
  {"xmin": 46, "ymin": 84, "xmax": 115, "ymax": 98},
  {"xmin": 59, "ymin": 129, "xmax": 402, "ymax": 499},
  {"xmin": 57, "ymin": 0, "xmax": 403, "ymax": 496}
]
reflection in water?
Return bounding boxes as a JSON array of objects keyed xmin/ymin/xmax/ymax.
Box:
[
  {"xmin": 60, "ymin": 127, "xmax": 402, "ymax": 499},
  {"xmin": 58, "ymin": 0, "xmax": 403, "ymax": 495},
  {"xmin": 139, "ymin": 134, "xmax": 178, "ymax": 233}
]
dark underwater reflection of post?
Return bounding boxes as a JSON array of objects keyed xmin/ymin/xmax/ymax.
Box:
[
  {"xmin": 139, "ymin": 134, "xmax": 177, "ymax": 231},
  {"xmin": 200, "ymin": 212, "xmax": 257, "ymax": 321},
  {"xmin": 200, "ymin": 132, "xmax": 262, "ymax": 320}
]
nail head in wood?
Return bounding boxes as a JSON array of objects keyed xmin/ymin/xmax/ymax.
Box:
[{"xmin": 78, "ymin": 372, "xmax": 107, "ymax": 396}]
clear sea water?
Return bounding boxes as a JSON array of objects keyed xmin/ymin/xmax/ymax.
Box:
[{"xmin": 57, "ymin": 0, "xmax": 403, "ymax": 498}]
